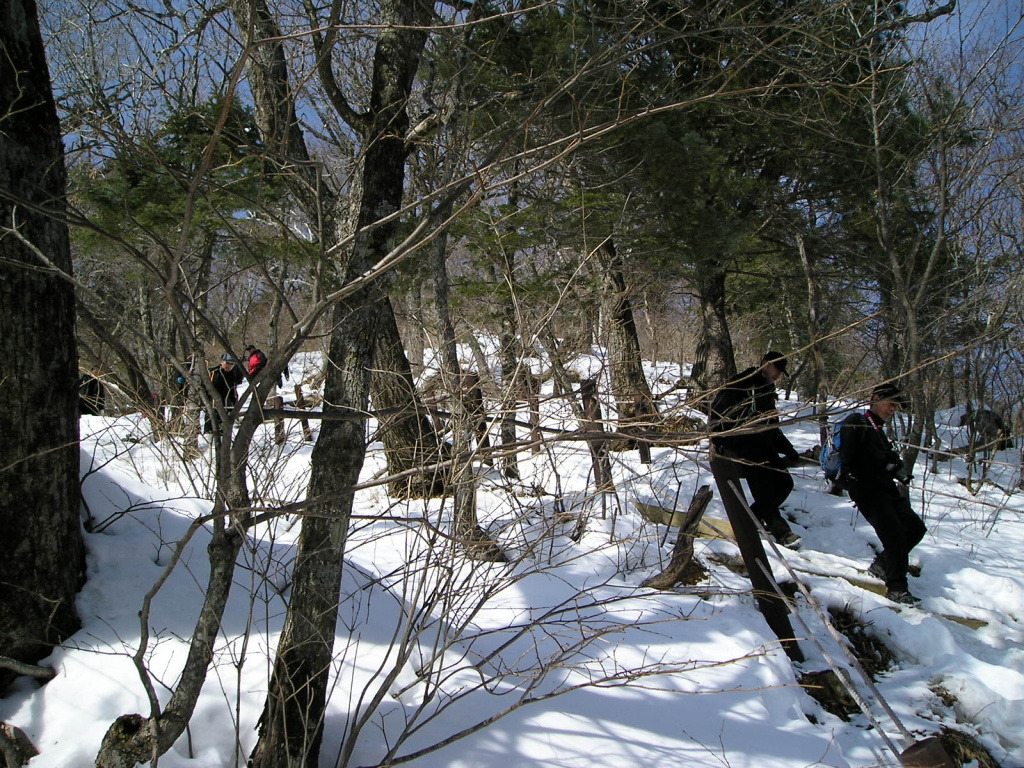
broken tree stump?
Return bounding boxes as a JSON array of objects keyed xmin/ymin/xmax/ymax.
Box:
[{"xmin": 641, "ymin": 484, "xmax": 713, "ymax": 589}]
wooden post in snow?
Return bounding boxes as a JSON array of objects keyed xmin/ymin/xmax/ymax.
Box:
[
  {"xmin": 579, "ymin": 378, "xmax": 614, "ymax": 494},
  {"xmin": 293, "ymin": 385, "xmax": 313, "ymax": 442}
]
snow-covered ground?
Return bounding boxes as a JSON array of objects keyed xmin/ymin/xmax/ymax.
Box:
[{"xmin": 3, "ymin": 352, "xmax": 1022, "ymax": 768}]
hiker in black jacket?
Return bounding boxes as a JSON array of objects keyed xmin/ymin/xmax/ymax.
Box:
[
  {"xmin": 838, "ymin": 383, "xmax": 926, "ymax": 605},
  {"xmin": 78, "ymin": 374, "xmax": 106, "ymax": 415},
  {"xmin": 205, "ymin": 354, "xmax": 244, "ymax": 435},
  {"xmin": 709, "ymin": 351, "xmax": 803, "ymax": 547}
]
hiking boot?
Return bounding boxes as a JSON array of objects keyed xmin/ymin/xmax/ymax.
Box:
[
  {"xmin": 868, "ymin": 558, "xmax": 886, "ymax": 580},
  {"xmin": 776, "ymin": 531, "xmax": 802, "ymax": 549},
  {"xmin": 886, "ymin": 589, "xmax": 921, "ymax": 606}
]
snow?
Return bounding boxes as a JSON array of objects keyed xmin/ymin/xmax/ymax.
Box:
[{"xmin": 2, "ymin": 354, "xmax": 1023, "ymax": 768}]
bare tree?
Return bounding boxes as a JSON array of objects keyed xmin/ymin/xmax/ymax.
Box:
[
  {"xmin": 855, "ymin": 3, "xmax": 1024, "ymax": 478},
  {"xmin": 229, "ymin": 0, "xmax": 438, "ymax": 763}
]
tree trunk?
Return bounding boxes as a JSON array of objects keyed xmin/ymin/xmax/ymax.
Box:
[
  {"xmin": 371, "ymin": 296, "xmax": 446, "ymax": 498},
  {"xmin": 579, "ymin": 378, "xmax": 614, "ymax": 496},
  {"xmin": 249, "ymin": 296, "xmax": 384, "ymax": 768},
  {"xmin": 497, "ymin": 250, "xmax": 522, "ymax": 480},
  {"xmin": 394, "ymin": 285, "xmax": 425, "ymax": 370},
  {"xmin": 691, "ymin": 262, "xmax": 736, "ymax": 389},
  {"xmin": 708, "ymin": 453, "xmax": 804, "ymax": 663},
  {"xmin": 95, "ymin": 419, "xmax": 255, "ymax": 768},
  {"xmin": 430, "ymin": 198, "xmax": 460, "ymax": 378},
  {"xmin": 246, "ymin": 1, "xmax": 433, "ymax": 765},
  {"xmin": 0, "ymin": 0, "xmax": 85, "ymax": 691},
  {"xmin": 797, "ymin": 234, "xmax": 828, "ymax": 446},
  {"xmin": 498, "ymin": 331, "xmax": 522, "ymax": 480},
  {"xmin": 427, "ymin": 197, "xmax": 501, "ymax": 557},
  {"xmin": 596, "ymin": 238, "xmax": 660, "ymax": 447}
]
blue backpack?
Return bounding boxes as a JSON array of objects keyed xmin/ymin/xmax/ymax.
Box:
[{"xmin": 820, "ymin": 415, "xmax": 852, "ymax": 481}]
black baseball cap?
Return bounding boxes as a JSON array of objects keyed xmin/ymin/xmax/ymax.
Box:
[
  {"xmin": 762, "ymin": 351, "xmax": 788, "ymax": 374},
  {"xmin": 871, "ymin": 383, "xmax": 909, "ymax": 407}
]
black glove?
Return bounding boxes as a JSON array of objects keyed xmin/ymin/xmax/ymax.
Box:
[
  {"xmin": 785, "ymin": 454, "xmax": 803, "ymax": 468},
  {"xmin": 894, "ymin": 469, "xmax": 914, "ymax": 485},
  {"xmin": 886, "ymin": 462, "xmax": 913, "ymax": 484}
]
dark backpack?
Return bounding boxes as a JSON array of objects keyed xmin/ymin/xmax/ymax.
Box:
[{"xmin": 820, "ymin": 415, "xmax": 852, "ymax": 481}]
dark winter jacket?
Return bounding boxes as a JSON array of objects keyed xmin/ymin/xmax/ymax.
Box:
[
  {"xmin": 78, "ymin": 374, "xmax": 106, "ymax": 415},
  {"xmin": 708, "ymin": 367, "xmax": 799, "ymax": 463},
  {"xmin": 209, "ymin": 363, "xmax": 244, "ymax": 405},
  {"xmin": 837, "ymin": 410, "xmax": 904, "ymax": 487}
]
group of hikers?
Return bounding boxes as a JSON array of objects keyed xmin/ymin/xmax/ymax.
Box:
[
  {"xmin": 161, "ymin": 344, "xmax": 269, "ymax": 434},
  {"xmin": 81, "ymin": 343, "xmax": 278, "ymax": 439},
  {"xmin": 82, "ymin": 341, "xmax": 923, "ymax": 602},
  {"xmin": 199, "ymin": 344, "xmax": 269, "ymax": 434},
  {"xmin": 708, "ymin": 351, "xmax": 926, "ymax": 606},
  {"xmin": 79, "ymin": 345, "xmax": 267, "ymax": 425}
]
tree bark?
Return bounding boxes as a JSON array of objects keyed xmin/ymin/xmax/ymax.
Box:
[
  {"xmin": 691, "ymin": 262, "xmax": 736, "ymax": 389},
  {"xmin": 0, "ymin": 0, "xmax": 85, "ymax": 691},
  {"xmin": 371, "ymin": 296, "xmax": 447, "ymax": 498},
  {"xmin": 596, "ymin": 238, "xmax": 660, "ymax": 451}
]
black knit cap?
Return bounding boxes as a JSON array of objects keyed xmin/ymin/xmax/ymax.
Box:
[
  {"xmin": 761, "ymin": 350, "xmax": 788, "ymax": 374},
  {"xmin": 871, "ymin": 382, "xmax": 909, "ymax": 407}
]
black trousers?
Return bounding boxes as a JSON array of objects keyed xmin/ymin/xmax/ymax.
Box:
[
  {"xmin": 847, "ymin": 481, "xmax": 926, "ymax": 591},
  {"xmin": 204, "ymin": 396, "xmax": 236, "ymax": 434},
  {"xmin": 742, "ymin": 460, "xmax": 795, "ymax": 539}
]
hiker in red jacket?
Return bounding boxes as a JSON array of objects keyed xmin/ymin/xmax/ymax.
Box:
[{"xmin": 244, "ymin": 344, "xmax": 267, "ymax": 378}]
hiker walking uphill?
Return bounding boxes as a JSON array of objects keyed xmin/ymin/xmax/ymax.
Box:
[
  {"xmin": 709, "ymin": 351, "xmax": 803, "ymax": 547},
  {"xmin": 206, "ymin": 354, "xmax": 244, "ymax": 435},
  {"xmin": 838, "ymin": 383, "xmax": 926, "ymax": 605},
  {"xmin": 706, "ymin": 350, "xmax": 806, "ymax": 663},
  {"xmin": 244, "ymin": 344, "xmax": 267, "ymax": 378}
]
